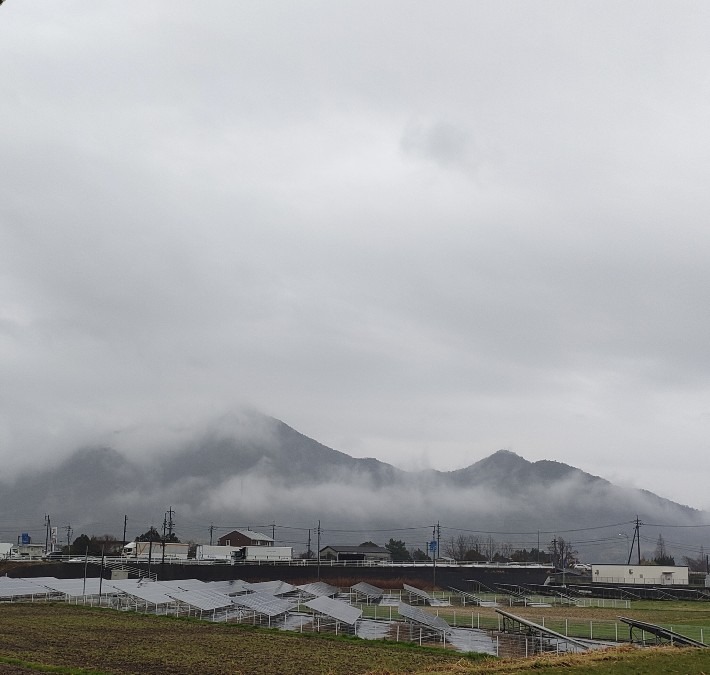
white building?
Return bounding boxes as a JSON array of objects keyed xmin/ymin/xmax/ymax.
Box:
[
  {"xmin": 591, "ymin": 564, "xmax": 689, "ymax": 585},
  {"xmin": 0, "ymin": 543, "xmax": 15, "ymax": 559}
]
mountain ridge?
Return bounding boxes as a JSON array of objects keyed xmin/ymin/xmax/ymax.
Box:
[{"xmin": 0, "ymin": 412, "xmax": 703, "ymax": 561}]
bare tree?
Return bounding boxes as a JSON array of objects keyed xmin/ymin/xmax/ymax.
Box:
[
  {"xmin": 484, "ymin": 536, "xmax": 497, "ymax": 561},
  {"xmin": 548, "ymin": 537, "xmax": 577, "ymax": 568},
  {"xmin": 682, "ymin": 546, "xmax": 707, "ymax": 572},
  {"xmin": 499, "ymin": 542, "xmax": 513, "ymax": 560},
  {"xmin": 443, "ymin": 534, "xmax": 477, "ymax": 560}
]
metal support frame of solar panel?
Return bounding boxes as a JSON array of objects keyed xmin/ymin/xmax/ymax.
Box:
[
  {"xmin": 245, "ymin": 580, "xmax": 296, "ymax": 596},
  {"xmin": 233, "ymin": 592, "xmax": 295, "ymax": 618},
  {"xmin": 304, "ymin": 596, "xmax": 362, "ymax": 626},
  {"xmin": 403, "ymin": 583, "xmax": 435, "ymax": 604},
  {"xmin": 351, "ymin": 582, "xmax": 384, "ymax": 601},
  {"xmin": 297, "ymin": 582, "xmax": 339, "ymax": 598},
  {"xmin": 397, "ymin": 602, "xmax": 451, "ymax": 633}
]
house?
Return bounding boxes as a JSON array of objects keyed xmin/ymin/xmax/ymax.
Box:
[
  {"xmin": 217, "ymin": 529, "xmax": 274, "ymax": 547},
  {"xmin": 319, "ymin": 545, "xmax": 391, "ymax": 562}
]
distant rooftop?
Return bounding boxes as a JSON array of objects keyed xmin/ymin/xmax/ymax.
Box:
[
  {"xmin": 320, "ymin": 545, "xmax": 389, "ymax": 554},
  {"xmin": 230, "ymin": 529, "xmax": 273, "ymax": 542}
]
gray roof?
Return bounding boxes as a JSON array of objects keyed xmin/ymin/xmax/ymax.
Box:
[{"xmin": 226, "ymin": 529, "xmax": 274, "ymax": 542}]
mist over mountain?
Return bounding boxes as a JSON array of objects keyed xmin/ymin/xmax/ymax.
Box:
[{"xmin": 1, "ymin": 411, "xmax": 704, "ymax": 562}]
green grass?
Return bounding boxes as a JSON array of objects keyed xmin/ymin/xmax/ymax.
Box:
[{"xmin": 420, "ymin": 646, "xmax": 710, "ymax": 674}]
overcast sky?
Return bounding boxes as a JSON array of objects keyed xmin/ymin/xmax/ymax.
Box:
[{"xmin": 2, "ymin": 2, "xmax": 710, "ymax": 509}]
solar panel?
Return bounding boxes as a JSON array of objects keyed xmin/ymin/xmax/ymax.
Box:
[
  {"xmin": 397, "ymin": 602, "xmax": 450, "ymax": 632},
  {"xmin": 233, "ymin": 592, "xmax": 294, "ymax": 617},
  {"xmin": 403, "ymin": 583, "xmax": 434, "ymax": 603},
  {"xmin": 245, "ymin": 580, "xmax": 295, "ymax": 596},
  {"xmin": 351, "ymin": 582, "xmax": 384, "ymax": 599},
  {"xmin": 167, "ymin": 589, "xmax": 234, "ymax": 611},
  {"xmin": 304, "ymin": 596, "xmax": 362, "ymax": 625},
  {"xmin": 160, "ymin": 579, "xmax": 209, "ymax": 592},
  {"xmin": 296, "ymin": 582, "xmax": 339, "ymax": 597},
  {"xmin": 108, "ymin": 579, "xmax": 143, "ymax": 592},
  {"xmin": 0, "ymin": 577, "xmax": 52, "ymax": 599},
  {"xmin": 39, "ymin": 578, "xmax": 117, "ymax": 597},
  {"xmin": 202, "ymin": 580, "xmax": 251, "ymax": 595},
  {"xmin": 110, "ymin": 579, "xmax": 175, "ymax": 605}
]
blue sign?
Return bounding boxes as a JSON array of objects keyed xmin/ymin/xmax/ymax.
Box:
[
  {"xmin": 21, "ymin": 533, "xmax": 31, "ymax": 545},
  {"xmin": 428, "ymin": 540, "xmax": 437, "ymax": 552}
]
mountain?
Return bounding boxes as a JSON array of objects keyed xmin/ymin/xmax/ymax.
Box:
[{"xmin": 0, "ymin": 412, "xmax": 704, "ymax": 562}]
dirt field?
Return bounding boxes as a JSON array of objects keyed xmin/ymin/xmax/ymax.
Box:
[{"xmin": 0, "ymin": 603, "xmax": 486, "ymax": 675}]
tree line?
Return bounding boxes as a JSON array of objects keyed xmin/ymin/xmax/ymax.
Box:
[{"xmin": 61, "ymin": 527, "xmax": 181, "ymax": 557}]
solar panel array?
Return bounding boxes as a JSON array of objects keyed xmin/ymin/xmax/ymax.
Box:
[
  {"xmin": 403, "ymin": 583, "xmax": 434, "ymax": 603},
  {"xmin": 233, "ymin": 592, "xmax": 294, "ymax": 617},
  {"xmin": 397, "ymin": 602, "xmax": 451, "ymax": 632},
  {"xmin": 304, "ymin": 596, "xmax": 362, "ymax": 626},
  {"xmin": 297, "ymin": 582, "xmax": 339, "ymax": 598},
  {"xmin": 351, "ymin": 582, "xmax": 384, "ymax": 599}
]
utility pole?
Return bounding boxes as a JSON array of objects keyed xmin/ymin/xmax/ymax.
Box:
[
  {"xmin": 99, "ymin": 546, "xmax": 105, "ymax": 598},
  {"xmin": 436, "ymin": 521, "xmax": 441, "ymax": 561},
  {"xmin": 432, "ymin": 525, "xmax": 437, "ymax": 588},
  {"xmin": 122, "ymin": 515, "xmax": 127, "ymax": 551},
  {"xmin": 307, "ymin": 529, "xmax": 312, "ymax": 559},
  {"xmin": 272, "ymin": 521, "xmax": 275, "ymax": 540},
  {"xmin": 44, "ymin": 514, "xmax": 50, "ymax": 554},
  {"xmin": 209, "ymin": 523, "xmax": 215, "ymax": 546},
  {"xmin": 552, "ymin": 537, "xmax": 558, "ymax": 568},
  {"xmin": 627, "ymin": 516, "xmax": 642, "ymax": 565},
  {"xmin": 316, "ymin": 521, "xmax": 321, "ymax": 581},
  {"xmin": 161, "ymin": 512, "xmax": 167, "ymax": 565},
  {"xmin": 65, "ymin": 524, "xmax": 73, "ymax": 554},
  {"xmin": 148, "ymin": 539, "xmax": 153, "ymax": 578},
  {"xmin": 166, "ymin": 507, "xmax": 175, "ymax": 539}
]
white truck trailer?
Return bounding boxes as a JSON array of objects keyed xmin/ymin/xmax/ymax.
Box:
[
  {"xmin": 231, "ymin": 546, "xmax": 292, "ymax": 562},
  {"xmin": 195, "ymin": 545, "xmax": 243, "ymax": 562},
  {"xmin": 122, "ymin": 541, "xmax": 189, "ymax": 560}
]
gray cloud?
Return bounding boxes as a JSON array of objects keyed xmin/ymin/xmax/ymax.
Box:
[{"xmin": 1, "ymin": 2, "xmax": 710, "ymax": 510}]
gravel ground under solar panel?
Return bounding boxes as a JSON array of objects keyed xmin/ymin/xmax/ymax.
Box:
[{"xmin": 0, "ymin": 603, "xmax": 488, "ymax": 674}]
